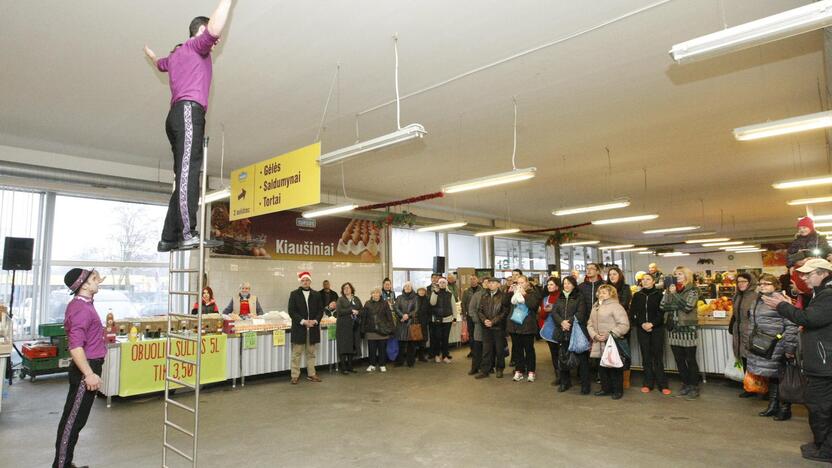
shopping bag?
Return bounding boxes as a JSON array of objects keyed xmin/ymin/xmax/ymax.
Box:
[
  {"xmin": 408, "ymin": 323, "xmax": 424, "ymax": 342},
  {"xmin": 539, "ymin": 315, "xmax": 557, "ymax": 343},
  {"xmin": 386, "ymin": 338, "xmax": 399, "ymax": 361},
  {"xmin": 600, "ymin": 335, "xmax": 623, "ymax": 368},
  {"xmin": 743, "ymin": 371, "xmax": 768, "ymax": 394},
  {"xmin": 779, "ymin": 359, "xmax": 806, "ymax": 404},
  {"xmin": 566, "ymin": 351, "xmax": 579, "ymax": 369},
  {"xmin": 510, "ymin": 303, "xmax": 529, "ymax": 325},
  {"xmin": 460, "ymin": 320, "xmax": 470, "ymax": 344},
  {"xmin": 612, "ymin": 334, "xmax": 631, "ymax": 368},
  {"xmin": 723, "ymin": 358, "xmax": 745, "ymax": 383},
  {"xmin": 567, "ymin": 319, "xmax": 590, "ymax": 354}
]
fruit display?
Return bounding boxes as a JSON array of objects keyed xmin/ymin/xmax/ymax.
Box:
[{"xmin": 697, "ymin": 297, "xmax": 733, "ymax": 313}]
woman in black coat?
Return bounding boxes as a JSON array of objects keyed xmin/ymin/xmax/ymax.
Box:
[
  {"xmin": 553, "ymin": 276, "xmax": 590, "ymax": 394},
  {"xmin": 335, "ymin": 282, "xmax": 362, "ymax": 374},
  {"xmin": 361, "ymin": 287, "xmax": 395, "ymax": 372},
  {"xmin": 631, "ymin": 273, "xmax": 668, "ymax": 394},
  {"xmin": 415, "ymin": 287, "xmax": 430, "ymax": 361},
  {"xmin": 394, "ymin": 282, "xmax": 419, "ymax": 367},
  {"xmin": 607, "ymin": 267, "xmax": 632, "ymax": 313}
]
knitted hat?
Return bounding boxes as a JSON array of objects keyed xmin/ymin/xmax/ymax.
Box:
[
  {"xmin": 298, "ymin": 271, "xmax": 312, "ymax": 281},
  {"xmin": 797, "ymin": 216, "xmax": 815, "ymax": 232},
  {"xmin": 64, "ymin": 268, "xmax": 92, "ymax": 295}
]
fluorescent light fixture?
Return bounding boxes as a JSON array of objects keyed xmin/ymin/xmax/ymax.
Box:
[
  {"xmin": 591, "ymin": 214, "xmax": 659, "ymax": 225},
  {"xmin": 319, "ymin": 123, "xmax": 426, "ymax": 166},
  {"xmin": 643, "ymin": 226, "xmax": 701, "ymax": 234},
  {"xmin": 669, "ymin": 1, "xmax": 832, "ymax": 63},
  {"xmin": 737, "ymin": 111, "xmax": 832, "ymax": 142},
  {"xmin": 416, "ymin": 221, "xmax": 468, "ymax": 232},
  {"xmin": 442, "ymin": 167, "xmax": 536, "ymax": 194},
  {"xmin": 733, "ymin": 248, "xmax": 766, "ymax": 253},
  {"xmin": 721, "ymin": 245, "xmax": 758, "ymax": 251},
  {"xmin": 660, "ymin": 252, "xmax": 690, "ymax": 257},
  {"xmin": 638, "ymin": 251, "xmax": 656, "ymax": 255},
  {"xmin": 685, "ymin": 237, "xmax": 730, "ymax": 244},
  {"xmin": 201, "ymin": 188, "xmax": 230, "ymax": 205},
  {"xmin": 702, "ymin": 241, "xmax": 744, "ymax": 247},
  {"xmin": 561, "ymin": 240, "xmax": 601, "ymax": 247},
  {"xmin": 814, "ymin": 222, "xmax": 832, "ymax": 228},
  {"xmin": 776, "ymin": 174, "xmax": 832, "ymax": 190},
  {"xmin": 553, "ymin": 200, "xmax": 630, "ymax": 216},
  {"xmin": 787, "ymin": 195, "xmax": 832, "ymax": 206},
  {"xmin": 808, "ymin": 214, "xmax": 832, "ymax": 221},
  {"xmin": 599, "ymin": 244, "xmax": 635, "ymax": 250},
  {"xmin": 301, "ymin": 204, "xmax": 358, "ymax": 219},
  {"xmin": 615, "ymin": 247, "xmax": 648, "ymax": 253},
  {"xmin": 475, "ymin": 228, "xmax": 521, "ymax": 237}
]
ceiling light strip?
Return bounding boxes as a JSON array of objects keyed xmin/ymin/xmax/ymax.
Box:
[
  {"xmin": 442, "ymin": 167, "xmax": 537, "ymax": 194},
  {"xmin": 553, "ymin": 200, "xmax": 630, "ymax": 216}
]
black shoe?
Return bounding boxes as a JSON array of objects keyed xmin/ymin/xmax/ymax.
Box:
[
  {"xmin": 496, "ymin": 369, "xmax": 504, "ymax": 378},
  {"xmin": 679, "ymin": 385, "xmax": 691, "ymax": 396},
  {"xmin": 70, "ymin": 464, "xmax": 90, "ymax": 468},
  {"xmin": 341, "ymin": 370, "xmax": 350, "ymax": 375},
  {"xmin": 467, "ymin": 369, "xmax": 478, "ymax": 375},
  {"xmin": 773, "ymin": 403, "xmax": 792, "ymax": 421},
  {"xmin": 801, "ymin": 443, "xmax": 820, "ymax": 456},
  {"xmin": 475, "ymin": 373, "xmax": 489, "ymax": 379},
  {"xmin": 594, "ymin": 391, "xmax": 611, "ymax": 397},
  {"xmin": 157, "ymin": 240, "xmax": 178, "ymax": 252},
  {"xmin": 178, "ymin": 236, "xmax": 223, "ymax": 250},
  {"xmin": 418, "ymin": 357, "xmax": 428, "ymax": 362},
  {"xmin": 802, "ymin": 447, "xmax": 832, "ymax": 463},
  {"xmin": 466, "ymin": 352, "xmax": 472, "ymax": 358},
  {"xmin": 393, "ymin": 362, "xmax": 404, "ymax": 368},
  {"xmin": 558, "ymin": 384, "xmax": 571, "ymax": 393},
  {"xmin": 759, "ymin": 401, "xmax": 779, "ymax": 417},
  {"xmin": 685, "ymin": 387, "xmax": 700, "ymax": 400},
  {"xmin": 738, "ymin": 390, "xmax": 756, "ymax": 398},
  {"xmin": 611, "ymin": 393, "xmax": 623, "ymax": 400},
  {"xmin": 580, "ymin": 388, "xmax": 591, "ymax": 395}
]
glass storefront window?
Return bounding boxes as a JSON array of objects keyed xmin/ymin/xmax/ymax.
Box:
[
  {"xmin": 392, "ymin": 228, "xmax": 436, "ymax": 269},
  {"xmin": 448, "ymin": 233, "xmax": 482, "ymax": 269}
]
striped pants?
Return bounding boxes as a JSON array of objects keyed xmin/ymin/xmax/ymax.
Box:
[
  {"xmin": 161, "ymin": 100, "xmax": 205, "ymax": 242},
  {"xmin": 53, "ymin": 359, "xmax": 103, "ymax": 468}
]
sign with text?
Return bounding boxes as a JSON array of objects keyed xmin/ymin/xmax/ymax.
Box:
[
  {"xmin": 229, "ymin": 143, "xmax": 321, "ymax": 221},
  {"xmin": 243, "ymin": 332, "xmax": 257, "ymax": 349},
  {"xmin": 118, "ymin": 335, "xmax": 227, "ymax": 397},
  {"xmin": 273, "ymin": 329, "xmax": 286, "ymax": 347}
]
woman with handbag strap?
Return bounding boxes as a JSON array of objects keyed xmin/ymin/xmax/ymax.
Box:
[
  {"xmin": 587, "ymin": 284, "xmax": 630, "ymax": 399},
  {"xmin": 541, "ymin": 277, "xmax": 562, "ymax": 384},
  {"xmin": 553, "ymin": 275, "xmax": 591, "ymax": 394},
  {"xmin": 730, "ymin": 273, "xmax": 758, "ymax": 398},
  {"xmin": 393, "ymin": 282, "xmax": 419, "ymax": 368},
  {"xmin": 505, "ymin": 275, "xmax": 542, "ymax": 382},
  {"xmin": 660, "ymin": 266, "xmax": 702, "ymax": 400},
  {"xmin": 747, "ymin": 274, "xmax": 799, "ymax": 420}
]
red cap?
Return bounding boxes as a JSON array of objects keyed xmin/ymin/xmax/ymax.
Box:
[
  {"xmin": 298, "ymin": 271, "xmax": 312, "ymax": 281},
  {"xmin": 797, "ymin": 216, "xmax": 815, "ymax": 232}
]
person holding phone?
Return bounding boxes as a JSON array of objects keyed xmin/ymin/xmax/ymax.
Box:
[{"xmin": 660, "ymin": 266, "xmax": 701, "ymax": 399}]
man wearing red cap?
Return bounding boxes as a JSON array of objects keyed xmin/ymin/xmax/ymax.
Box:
[
  {"xmin": 788, "ymin": 217, "xmax": 832, "ymax": 301},
  {"xmin": 287, "ymin": 272, "xmax": 325, "ymax": 384}
]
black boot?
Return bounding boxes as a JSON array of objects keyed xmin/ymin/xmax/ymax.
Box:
[
  {"xmin": 773, "ymin": 402, "xmax": 792, "ymax": 421},
  {"xmin": 759, "ymin": 385, "xmax": 779, "ymax": 417}
]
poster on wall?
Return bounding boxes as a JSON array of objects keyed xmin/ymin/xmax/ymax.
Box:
[{"xmin": 211, "ymin": 204, "xmax": 382, "ymax": 263}]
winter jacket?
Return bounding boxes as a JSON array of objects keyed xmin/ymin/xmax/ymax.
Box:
[
  {"xmin": 776, "ymin": 275, "xmax": 832, "ymax": 377},
  {"xmin": 477, "ymin": 289, "xmax": 508, "ymax": 329},
  {"xmin": 579, "ymin": 278, "xmax": 605, "ymax": 312},
  {"xmin": 587, "ymin": 298, "xmax": 630, "ymax": 358},
  {"xmin": 729, "ymin": 281, "xmax": 758, "ymax": 359},
  {"xmin": 630, "ymin": 286, "xmax": 664, "ymax": 328},
  {"xmin": 287, "ymin": 288, "xmax": 324, "ymax": 345},
  {"xmin": 506, "ymin": 287, "xmax": 542, "ymax": 335},
  {"xmin": 394, "ymin": 291, "xmax": 419, "ymax": 341},
  {"xmin": 552, "ymin": 290, "xmax": 589, "ymax": 343},
  {"xmin": 746, "ymin": 294, "xmax": 798, "ymax": 378},
  {"xmin": 468, "ymin": 288, "xmax": 487, "ymax": 342},
  {"xmin": 335, "ymin": 295, "xmax": 362, "ymax": 355},
  {"xmin": 319, "ymin": 288, "xmax": 339, "ymax": 315},
  {"xmin": 428, "ymin": 287, "xmax": 454, "ymax": 322},
  {"xmin": 360, "ymin": 298, "xmax": 395, "ymax": 338},
  {"xmin": 608, "ymin": 280, "xmax": 633, "ymax": 313},
  {"xmin": 660, "ymin": 284, "xmax": 700, "ymax": 348},
  {"xmin": 787, "ymin": 231, "xmax": 831, "ymax": 267},
  {"xmin": 461, "ymin": 285, "xmax": 482, "ymax": 319}
]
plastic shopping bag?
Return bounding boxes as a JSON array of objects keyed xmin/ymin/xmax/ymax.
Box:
[
  {"xmin": 460, "ymin": 320, "xmax": 470, "ymax": 344},
  {"xmin": 539, "ymin": 316, "xmax": 557, "ymax": 343},
  {"xmin": 723, "ymin": 358, "xmax": 745, "ymax": 383},
  {"xmin": 386, "ymin": 339, "xmax": 399, "ymax": 361},
  {"xmin": 600, "ymin": 335, "xmax": 623, "ymax": 368},
  {"xmin": 567, "ymin": 318, "xmax": 590, "ymax": 354},
  {"xmin": 743, "ymin": 371, "xmax": 768, "ymax": 394},
  {"xmin": 510, "ymin": 303, "xmax": 529, "ymax": 325}
]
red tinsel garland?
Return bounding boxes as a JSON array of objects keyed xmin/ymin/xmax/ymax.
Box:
[
  {"xmin": 521, "ymin": 222, "xmax": 591, "ymax": 234},
  {"xmin": 356, "ymin": 191, "xmax": 444, "ymax": 211}
]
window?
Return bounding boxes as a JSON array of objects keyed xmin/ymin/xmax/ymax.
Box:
[
  {"xmin": 560, "ymin": 246, "xmax": 571, "ymax": 275},
  {"xmin": 448, "ymin": 233, "xmax": 482, "ymax": 269},
  {"xmin": 392, "ymin": 228, "xmax": 437, "ymax": 269}
]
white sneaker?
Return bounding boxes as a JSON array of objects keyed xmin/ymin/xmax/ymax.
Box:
[
  {"xmin": 513, "ymin": 371, "xmax": 524, "ymax": 382},
  {"xmin": 435, "ymin": 356, "xmax": 442, "ymax": 363},
  {"xmin": 527, "ymin": 372, "xmax": 536, "ymax": 382},
  {"xmin": 379, "ymin": 366, "xmax": 387, "ymax": 373},
  {"xmin": 366, "ymin": 365, "xmax": 376, "ymax": 372},
  {"xmin": 443, "ymin": 357, "xmax": 452, "ymax": 363}
]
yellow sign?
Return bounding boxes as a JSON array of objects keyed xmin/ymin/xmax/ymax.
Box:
[
  {"xmin": 118, "ymin": 335, "xmax": 227, "ymax": 397},
  {"xmin": 273, "ymin": 329, "xmax": 286, "ymax": 346},
  {"xmin": 229, "ymin": 143, "xmax": 321, "ymax": 221}
]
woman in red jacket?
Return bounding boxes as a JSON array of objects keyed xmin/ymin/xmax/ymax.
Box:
[{"xmin": 192, "ymin": 286, "xmax": 219, "ymax": 314}]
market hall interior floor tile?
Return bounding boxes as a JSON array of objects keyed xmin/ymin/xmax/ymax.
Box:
[{"xmin": 0, "ymin": 343, "xmax": 822, "ymax": 468}]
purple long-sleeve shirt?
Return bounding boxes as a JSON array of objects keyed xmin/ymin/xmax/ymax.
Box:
[
  {"xmin": 64, "ymin": 295, "xmax": 106, "ymax": 360},
  {"xmin": 156, "ymin": 31, "xmax": 219, "ymax": 110}
]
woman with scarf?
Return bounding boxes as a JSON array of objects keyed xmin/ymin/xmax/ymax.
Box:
[
  {"xmin": 660, "ymin": 266, "xmax": 702, "ymax": 400},
  {"xmin": 361, "ymin": 287, "xmax": 395, "ymax": 373},
  {"xmin": 506, "ymin": 275, "xmax": 542, "ymax": 382},
  {"xmin": 394, "ymin": 281, "xmax": 419, "ymax": 367},
  {"xmin": 730, "ymin": 273, "xmax": 758, "ymax": 397},
  {"xmin": 631, "ymin": 273, "xmax": 668, "ymax": 394},
  {"xmin": 191, "ymin": 286, "xmax": 219, "ymax": 314},
  {"xmin": 541, "ymin": 277, "xmax": 562, "ymax": 384},
  {"xmin": 553, "ymin": 276, "xmax": 590, "ymax": 394},
  {"xmin": 335, "ymin": 282, "xmax": 363, "ymax": 374}
]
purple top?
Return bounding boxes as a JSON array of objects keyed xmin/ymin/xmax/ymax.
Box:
[
  {"xmin": 64, "ymin": 296, "xmax": 106, "ymax": 360},
  {"xmin": 156, "ymin": 31, "xmax": 219, "ymax": 110}
]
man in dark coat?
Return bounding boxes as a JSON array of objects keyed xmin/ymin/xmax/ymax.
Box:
[
  {"xmin": 475, "ymin": 278, "xmax": 509, "ymax": 379},
  {"xmin": 319, "ymin": 280, "xmax": 339, "ymax": 316},
  {"xmin": 288, "ymin": 271, "xmax": 324, "ymax": 384},
  {"xmin": 763, "ymin": 258, "xmax": 832, "ymax": 463}
]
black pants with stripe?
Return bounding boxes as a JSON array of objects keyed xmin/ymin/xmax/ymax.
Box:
[
  {"xmin": 162, "ymin": 100, "xmax": 206, "ymax": 242},
  {"xmin": 53, "ymin": 359, "xmax": 103, "ymax": 468}
]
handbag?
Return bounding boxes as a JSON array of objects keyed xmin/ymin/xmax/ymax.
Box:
[
  {"xmin": 611, "ymin": 334, "xmax": 631, "ymax": 368},
  {"xmin": 539, "ymin": 315, "xmax": 557, "ymax": 342},
  {"xmin": 566, "ymin": 351, "xmax": 579, "ymax": 369},
  {"xmin": 748, "ymin": 300, "xmax": 784, "ymax": 359},
  {"xmin": 567, "ymin": 318, "xmax": 590, "ymax": 354},
  {"xmin": 386, "ymin": 338, "xmax": 399, "ymax": 361},
  {"xmin": 408, "ymin": 323, "xmax": 424, "ymax": 342},
  {"xmin": 510, "ymin": 303, "xmax": 529, "ymax": 325},
  {"xmin": 600, "ymin": 335, "xmax": 623, "ymax": 368},
  {"xmin": 460, "ymin": 320, "xmax": 470, "ymax": 344},
  {"xmin": 779, "ymin": 359, "xmax": 807, "ymax": 404},
  {"xmin": 743, "ymin": 371, "xmax": 769, "ymax": 394}
]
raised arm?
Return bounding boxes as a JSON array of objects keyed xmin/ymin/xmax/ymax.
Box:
[{"xmin": 207, "ymin": 0, "xmax": 234, "ymax": 37}]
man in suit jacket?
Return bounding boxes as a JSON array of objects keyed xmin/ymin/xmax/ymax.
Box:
[{"xmin": 288, "ymin": 271, "xmax": 324, "ymax": 384}]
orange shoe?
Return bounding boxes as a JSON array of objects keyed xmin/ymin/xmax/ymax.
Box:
[
  {"xmin": 641, "ymin": 386, "xmax": 651, "ymax": 393},
  {"xmin": 661, "ymin": 388, "xmax": 672, "ymax": 395}
]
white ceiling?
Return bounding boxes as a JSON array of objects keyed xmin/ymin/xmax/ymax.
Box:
[{"xmin": 1, "ymin": 0, "xmax": 830, "ymax": 246}]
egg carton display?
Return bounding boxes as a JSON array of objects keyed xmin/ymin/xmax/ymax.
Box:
[{"xmin": 337, "ymin": 219, "xmax": 381, "ymax": 260}]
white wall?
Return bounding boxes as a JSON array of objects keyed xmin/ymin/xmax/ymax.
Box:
[{"xmin": 629, "ymin": 251, "xmax": 766, "ymax": 276}]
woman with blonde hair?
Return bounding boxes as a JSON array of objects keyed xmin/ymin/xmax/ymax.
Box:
[
  {"xmin": 660, "ymin": 266, "xmax": 702, "ymax": 399},
  {"xmin": 506, "ymin": 275, "xmax": 542, "ymax": 382},
  {"xmin": 587, "ymin": 284, "xmax": 630, "ymax": 399},
  {"xmin": 361, "ymin": 287, "xmax": 395, "ymax": 373}
]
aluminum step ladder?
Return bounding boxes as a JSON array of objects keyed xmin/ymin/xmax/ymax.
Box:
[{"xmin": 162, "ymin": 137, "xmax": 211, "ymax": 467}]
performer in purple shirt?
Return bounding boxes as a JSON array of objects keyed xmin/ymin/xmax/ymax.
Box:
[
  {"xmin": 53, "ymin": 268, "xmax": 105, "ymax": 468},
  {"xmin": 144, "ymin": 0, "xmax": 234, "ymax": 252}
]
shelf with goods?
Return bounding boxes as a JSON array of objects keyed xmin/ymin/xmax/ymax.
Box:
[{"xmin": 20, "ymin": 322, "xmax": 72, "ymax": 381}]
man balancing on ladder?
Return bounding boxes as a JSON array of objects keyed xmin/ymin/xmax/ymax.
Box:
[{"xmin": 144, "ymin": 0, "xmax": 234, "ymax": 252}]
